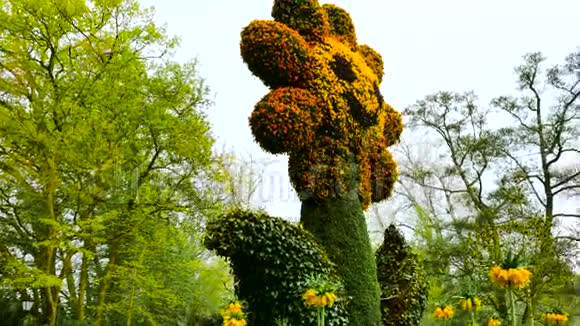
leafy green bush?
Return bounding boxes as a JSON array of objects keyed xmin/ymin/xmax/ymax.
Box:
[
  {"xmin": 376, "ymin": 225, "xmax": 429, "ymax": 326},
  {"xmin": 204, "ymin": 208, "xmax": 348, "ymax": 326}
]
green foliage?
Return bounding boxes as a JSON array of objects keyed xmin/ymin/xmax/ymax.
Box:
[
  {"xmin": 0, "ymin": 287, "xmax": 27, "ymax": 325},
  {"xmin": 99, "ymin": 220, "xmax": 232, "ymax": 325},
  {"xmin": 401, "ymin": 49, "xmax": 578, "ymax": 326},
  {"xmin": 0, "ymin": 0, "xmax": 230, "ymax": 324},
  {"xmin": 204, "ymin": 208, "xmax": 348, "ymax": 326},
  {"xmin": 376, "ymin": 225, "xmax": 429, "ymax": 326}
]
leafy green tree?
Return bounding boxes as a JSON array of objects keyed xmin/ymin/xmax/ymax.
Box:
[
  {"xmin": 0, "ymin": 0, "xmax": 230, "ymax": 324},
  {"xmin": 97, "ymin": 219, "xmax": 232, "ymax": 326}
]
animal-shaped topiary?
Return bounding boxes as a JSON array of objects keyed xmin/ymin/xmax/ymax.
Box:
[
  {"xmin": 204, "ymin": 209, "xmax": 349, "ymax": 326},
  {"xmin": 240, "ymin": 1, "xmax": 403, "ymax": 324}
]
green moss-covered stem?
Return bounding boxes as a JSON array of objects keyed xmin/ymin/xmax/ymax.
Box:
[{"xmin": 300, "ymin": 194, "xmax": 381, "ymax": 326}]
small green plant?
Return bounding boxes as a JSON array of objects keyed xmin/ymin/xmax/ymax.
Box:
[
  {"xmin": 453, "ymin": 282, "xmax": 483, "ymax": 326},
  {"xmin": 274, "ymin": 317, "xmax": 292, "ymax": 326}
]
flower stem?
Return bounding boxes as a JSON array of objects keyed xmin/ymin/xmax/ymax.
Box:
[
  {"xmin": 322, "ymin": 307, "xmax": 325, "ymax": 326},
  {"xmin": 509, "ymin": 288, "xmax": 517, "ymax": 326},
  {"xmin": 471, "ymin": 311, "xmax": 476, "ymax": 324}
]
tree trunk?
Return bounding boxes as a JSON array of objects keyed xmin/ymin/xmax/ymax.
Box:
[
  {"xmin": 95, "ymin": 241, "xmax": 119, "ymax": 326},
  {"xmin": 63, "ymin": 254, "xmax": 78, "ymax": 318},
  {"xmin": 300, "ymin": 193, "xmax": 382, "ymax": 326},
  {"xmin": 78, "ymin": 245, "xmax": 90, "ymax": 322},
  {"xmin": 38, "ymin": 243, "xmax": 59, "ymax": 326},
  {"xmin": 40, "ymin": 158, "xmax": 61, "ymax": 326}
]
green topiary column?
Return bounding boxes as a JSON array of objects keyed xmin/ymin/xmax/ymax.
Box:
[
  {"xmin": 376, "ymin": 225, "xmax": 429, "ymax": 326},
  {"xmin": 240, "ymin": 1, "xmax": 403, "ymax": 324},
  {"xmin": 300, "ymin": 189, "xmax": 381, "ymax": 325}
]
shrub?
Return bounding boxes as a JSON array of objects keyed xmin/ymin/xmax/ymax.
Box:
[
  {"xmin": 204, "ymin": 209, "xmax": 348, "ymax": 326},
  {"xmin": 376, "ymin": 225, "xmax": 429, "ymax": 326}
]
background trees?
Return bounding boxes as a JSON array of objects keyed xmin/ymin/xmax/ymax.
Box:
[
  {"xmin": 379, "ymin": 50, "xmax": 578, "ymax": 325},
  {"xmin": 0, "ymin": 0, "xmax": 231, "ymax": 324}
]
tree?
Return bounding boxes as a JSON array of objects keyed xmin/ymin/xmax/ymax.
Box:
[
  {"xmin": 212, "ymin": 147, "xmax": 270, "ymax": 210},
  {"xmin": 0, "ymin": 0, "xmax": 229, "ymax": 324},
  {"xmin": 490, "ymin": 51, "xmax": 579, "ymax": 324},
  {"xmin": 239, "ymin": 0, "xmax": 403, "ymax": 324},
  {"xmin": 400, "ymin": 50, "xmax": 578, "ymax": 325},
  {"xmin": 490, "ymin": 51, "xmax": 579, "ymax": 237},
  {"xmin": 97, "ymin": 219, "xmax": 232, "ymax": 326}
]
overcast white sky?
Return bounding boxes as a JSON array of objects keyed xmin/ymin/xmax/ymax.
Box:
[{"xmin": 138, "ymin": 0, "xmax": 579, "ymax": 234}]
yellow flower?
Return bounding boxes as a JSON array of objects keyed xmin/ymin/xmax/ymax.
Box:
[
  {"xmin": 508, "ymin": 268, "xmax": 531, "ymax": 289},
  {"xmin": 221, "ymin": 301, "xmax": 246, "ymax": 325},
  {"xmin": 306, "ymin": 295, "xmax": 321, "ymax": 306},
  {"xmin": 325, "ymin": 292, "xmax": 337, "ymax": 306},
  {"xmin": 488, "ymin": 318, "xmax": 502, "ymax": 326},
  {"xmin": 460, "ymin": 297, "xmax": 482, "ymax": 312},
  {"xmin": 459, "ymin": 298, "xmax": 467, "ymax": 311},
  {"xmin": 432, "ymin": 307, "xmax": 443, "ymax": 319},
  {"xmin": 320, "ymin": 294, "xmax": 328, "ymax": 306},
  {"xmin": 490, "ymin": 266, "xmax": 531, "ymax": 289},
  {"xmin": 490, "ymin": 265, "xmax": 509, "ymax": 287},
  {"xmin": 443, "ymin": 305, "xmax": 454, "ymax": 318},
  {"xmin": 303, "ymin": 289, "xmax": 316, "ymax": 301},
  {"xmin": 303, "ymin": 289, "xmax": 337, "ymax": 308},
  {"xmin": 227, "ymin": 302, "xmax": 242, "ymax": 313},
  {"xmin": 432, "ymin": 305, "xmax": 454, "ymax": 320},
  {"xmin": 224, "ymin": 318, "xmax": 247, "ymax": 326},
  {"xmin": 542, "ymin": 312, "xmax": 569, "ymax": 324}
]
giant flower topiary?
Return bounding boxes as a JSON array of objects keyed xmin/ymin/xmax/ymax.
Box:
[{"xmin": 240, "ymin": 0, "xmax": 403, "ymax": 324}]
